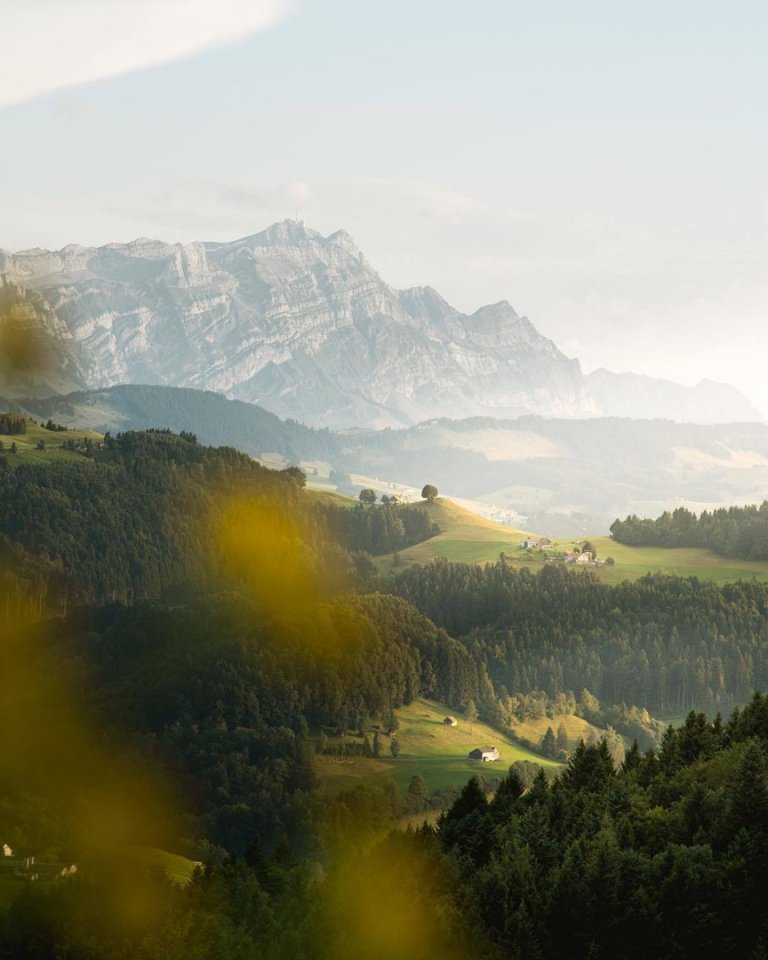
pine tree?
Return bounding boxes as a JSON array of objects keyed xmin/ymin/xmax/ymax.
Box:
[
  {"xmin": 443, "ymin": 776, "xmax": 487, "ymax": 823},
  {"xmin": 407, "ymin": 774, "xmax": 428, "ymax": 812},
  {"xmin": 541, "ymin": 726, "xmax": 557, "ymax": 759}
]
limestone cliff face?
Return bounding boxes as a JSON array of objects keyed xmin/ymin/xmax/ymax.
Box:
[{"xmin": 0, "ymin": 221, "xmax": 760, "ymax": 426}]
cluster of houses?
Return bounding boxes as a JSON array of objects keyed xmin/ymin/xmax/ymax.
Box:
[
  {"xmin": 519, "ymin": 538, "xmax": 606, "ymax": 567},
  {"xmin": 1, "ymin": 843, "xmax": 77, "ymax": 883},
  {"xmin": 442, "ymin": 716, "xmax": 501, "ymax": 762},
  {"xmin": 557, "ymin": 550, "xmax": 604, "ymax": 566},
  {"xmin": 519, "ymin": 537, "xmax": 553, "ymax": 550}
]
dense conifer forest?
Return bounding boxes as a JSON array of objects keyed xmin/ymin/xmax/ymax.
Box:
[
  {"xmin": 390, "ymin": 558, "xmax": 768, "ymax": 719},
  {"xmin": 9, "ymin": 700, "xmax": 768, "ymax": 958},
  {"xmin": 42, "ymin": 592, "xmax": 480, "ymax": 853},
  {"xmin": 435, "ymin": 696, "xmax": 768, "ymax": 958},
  {"xmin": 5, "ymin": 430, "xmax": 768, "ymax": 957},
  {"xmin": 0, "ymin": 429, "xmax": 437, "ymax": 607}
]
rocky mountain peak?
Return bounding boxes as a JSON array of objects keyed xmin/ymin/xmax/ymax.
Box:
[
  {"xmin": 231, "ymin": 219, "xmax": 320, "ymax": 249},
  {"xmin": 0, "ymin": 222, "xmax": 760, "ymax": 427}
]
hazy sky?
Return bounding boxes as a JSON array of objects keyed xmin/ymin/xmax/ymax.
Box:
[{"xmin": 2, "ymin": 0, "xmax": 767, "ymax": 413}]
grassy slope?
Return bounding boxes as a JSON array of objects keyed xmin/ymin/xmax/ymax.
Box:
[
  {"xmin": 374, "ymin": 498, "xmax": 532, "ymax": 571},
  {"xmin": 586, "ymin": 535, "xmax": 768, "ymax": 585},
  {"xmin": 306, "ymin": 488, "xmax": 358, "ymax": 508},
  {"xmin": 0, "ymin": 419, "xmax": 102, "ymax": 466},
  {"xmin": 315, "ymin": 697, "xmax": 560, "ymax": 798},
  {"xmin": 120, "ymin": 846, "xmax": 199, "ymax": 886},
  {"xmin": 372, "ymin": 497, "xmax": 768, "ymax": 584},
  {"xmin": 511, "ymin": 713, "xmax": 605, "ymax": 749},
  {"xmin": 0, "ymin": 847, "xmax": 197, "ymax": 911}
]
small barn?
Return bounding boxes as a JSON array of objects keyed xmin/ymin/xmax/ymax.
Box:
[
  {"xmin": 443, "ymin": 716, "xmax": 458, "ymax": 726},
  {"xmin": 469, "ymin": 745, "xmax": 500, "ymax": 762}
]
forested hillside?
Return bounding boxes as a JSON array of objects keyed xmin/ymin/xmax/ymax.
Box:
[
  {"xmin": 0, "ymin": 429, "xmax": 313, "ymax": 605},
  {"xmin": 0, "ymin": 428, "xmax": 437, "ymax": 607},
  {"xmin": 435, "ymin": 695, "xmax": 768, "ymax": 958},
  {"xmin": 40, "ymin": 592, "xmax": 480, "ymax": 854},
  {"xmin": 9, "ymin": 697, "xmax": 768, "ymax": 958},
  {"xmin": 6, "ymin": 432, "xmax": 768, "ymax": 958},
  {"xmin": 22, "ymin": 384, "xmax": 340, "ymax": 463},
  {"xmin": 611, "ymin": 502, "xmax": 768, "ymax": 560},
  {"xmin": 391, "ymin": 559, "xmax": 768, "ymax": 718},
  {"xmin": 0, "ymin": 432, "xmax": 471, "ymax": 853}
]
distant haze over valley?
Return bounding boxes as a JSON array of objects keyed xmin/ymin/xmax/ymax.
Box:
[
  {"xmin": 0, "ymin": 221, "xmax": 761, "ymax": 429},
  {"xmin": 19, "ymin": 384, "xmax": 768, "ymax": 537}
]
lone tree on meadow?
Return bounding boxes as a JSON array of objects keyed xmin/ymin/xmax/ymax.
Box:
[
  {"xmin": 421, "ymin": 484, "xmax": 438, "ymax": 502},
  {"xmin": 359, "ymin": 488, "xmax": 377, "ymax": 505}
]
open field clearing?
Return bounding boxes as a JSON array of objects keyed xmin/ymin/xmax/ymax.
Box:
[
  {"xmin": 372, "ymin": 497, "xmax": 768, "ymax": 585},
  {"xmin": 316, "ymin": 697, "xmax": 560, "ymax": 798},
  {"xmin": 0, "ymin": 419, "xmax": 102, "ymax": 466}
]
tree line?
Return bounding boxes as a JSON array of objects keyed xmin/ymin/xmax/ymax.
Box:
[
  {"xmin": 322, "ymin": 499, "xmax": 439, "ymax": 555},
  {"xmin": 0, "ymin": 413, "xmax": 26, "ymax": 434},
  {"xmin": 611, "ymin": 502, "xmax": 768, "ymax": 560}
]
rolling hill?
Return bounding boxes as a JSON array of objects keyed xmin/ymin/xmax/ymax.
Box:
[
  {"xmin": 315, "ymin": 697, "xmax": 561, "ymax": 799},
  {"xmin": 375, "ymin": 497, "xmax": 768, "ymax": 585},
  {"xmin": 0, "ymin": 418, "xmax": 101, "ymax": 466},
  {"xmin": 373, "ymin": 498, "xmax": 531, "ymax": 571},
  {"xmin": 16, "ymin": 385, "xmax": 768, "ymax": 536},
  {"xmin": 17, "ymin": 384, "xmax": 338, "ymax": 464}
]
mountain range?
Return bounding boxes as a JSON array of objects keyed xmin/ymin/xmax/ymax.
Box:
[{"xmin": 0, "ymin": 220, "xmax": 760, "ymax": 427}]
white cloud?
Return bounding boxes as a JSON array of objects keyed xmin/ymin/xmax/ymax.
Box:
[
  {"xmin": 417, "ymin": 186, "xmax": 485, "ymax": 221},
  {"xmin": 341, "ymin": 177, "xmax": 485, "ymax": 223},
  {"xmin": 0, "ymin": 0, "xmax": 294, "ymax": 109}
]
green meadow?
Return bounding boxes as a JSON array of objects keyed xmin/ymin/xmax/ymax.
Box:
[
  {"xmin": 0, "ymin": 846, "xmax": 197, "ymax": 911},
  {"xmin": 315, "ymin": 697, "xmax": 560, "ymax": 798},
  {"xmin": 374, "ymin": 497, "xmax": 768, "ymax": 585},
  {"xmin": 120, "ymin": 846, "xmax": 199, "ymax": 886},
  {"xmin": 374, "ymin": 498, "xmax": 531, "ymax": 570},
  {"xmin": 510, "ymin": 712, "xmax": 605, "ymax": 748},
  {"xmin": 0, "ymin": 419, "xmax": 102, "ymax": 466},
  {"xmin": 585, "ymin": 535, "xmax": 768, "ymax": 584}
]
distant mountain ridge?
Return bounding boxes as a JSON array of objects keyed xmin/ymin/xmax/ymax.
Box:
[
  {"xmin": 0, "ymin": 220, "xmax": 760, "ymax": 426},
  {"xmin": 17, "ymin": 383, "xmax": 338, "ymax": 464},
  {"xmin": 18, "ymin": 384, "xmax": 768, "ymax": 536}
]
